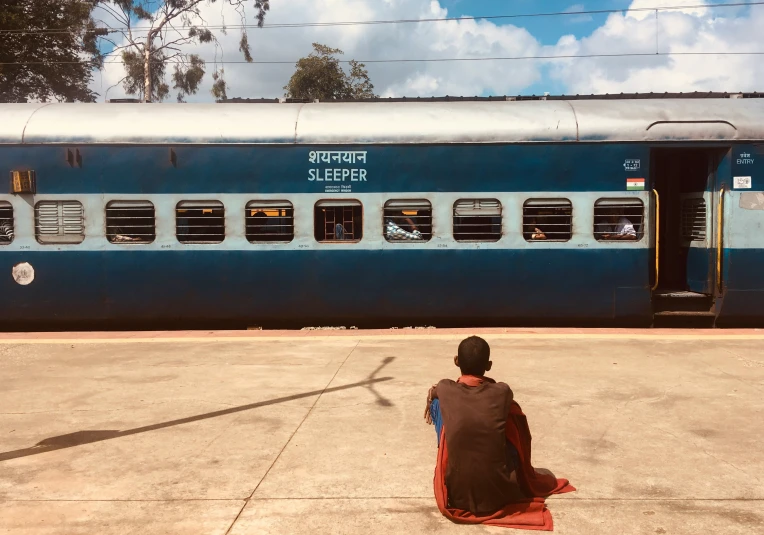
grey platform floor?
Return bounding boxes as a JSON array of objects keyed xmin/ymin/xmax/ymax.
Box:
[{"xmin": 1, "ymin": 329, "xmax": 763, "ymax": 534}]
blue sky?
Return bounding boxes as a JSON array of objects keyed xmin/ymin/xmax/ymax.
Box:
[
  {"xmin": 444, "ymin": 0, "xmax": 632, "ymax": 45},
  {"xmin": 94, "ymin": 0, "xmax": 764, "ymax": 102}
]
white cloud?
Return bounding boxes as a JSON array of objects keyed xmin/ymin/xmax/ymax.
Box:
[
  {"xmin": 93, "ymin": 0, "xmax": 543, "ymax": 102},
  {"xmin": 547, "ymin": 0, "xmax": 764, "ymax": 94},
  {"xmin": 90, "ymin": 0, "xmax": 764, "ymax": 101}
]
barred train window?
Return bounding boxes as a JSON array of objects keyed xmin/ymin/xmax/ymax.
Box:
[
  {"xmin": 681, "ymin": 198, "xmax": 707, "ymax": 241},
  {"xmin": 453, "ymin": 199, "xmax": 502, "ymax": 242},
  {"xmin": 0, "ymin": 202, "xmax": 12, "ymax": 244},
  {"xmin": 523, "ymin": 199, "xmax": 572, "ymax": 242},
  {"xmin": 106, "ymin": 201, "xmax": 156, "ymax": 244},
  {"xmin": 246, "ymin": 201, "xmax": 294, "ymax": 243},
  {"xmin": 384, "ymin": 200, "xmax": 432, "ymax": 242},
  {"xmin": 35, "ymin": 200, "xmax": 85, "ymax": 244},
  {"xmin": 176, "ymin": 200, "xmax": 225, "ymax": 244},
  {"xmin": 314, "ymin": 200, "xmax": 362, "ymax": 242},
  {"xmin": 593, "ymin": 199, "xmax": 643, "ymax": 241}
]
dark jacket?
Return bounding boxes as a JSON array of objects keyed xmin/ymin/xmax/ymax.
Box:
[{"xmin": 436, "ymin": 377, "xmax": 516, "ymax": 514}]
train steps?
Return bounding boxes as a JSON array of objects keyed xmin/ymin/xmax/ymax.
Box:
[{"xmin": 652, "ymin": 291, "xmax": 716, "ymax": 327}]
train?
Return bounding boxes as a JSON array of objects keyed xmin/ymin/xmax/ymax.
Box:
[{"xmin": 1, "ymin": 95, "xmax": 763, "ymax": 329}]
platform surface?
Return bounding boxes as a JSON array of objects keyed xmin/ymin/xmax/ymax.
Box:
[{"xmin": 1, "ymin": 328, "xmax": 763, "ymax": 534}]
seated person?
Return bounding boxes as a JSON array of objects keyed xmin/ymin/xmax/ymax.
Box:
[
  {"xmin": 425, "ymin": 336, "xmax": 524, "ymax": 514},
  {"xmin": 524, "ymin": 218, "xmax": 546, "ymax": 240},
  {"xmin": 425, "ymin": 336, "xmax": 574, "ymax": 526},
  {"xmin": 597, "ymin": 209, "xmax": 637, "ymax": 240}
]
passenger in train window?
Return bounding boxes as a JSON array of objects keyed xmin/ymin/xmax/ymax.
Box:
[
  {"xmin": 524, "ymin": 218, "xmax": 546, "ymax": 240},
  {"xmin": 252, "ymin": 211, "xmax": 268, "ymax": 236},
  {"xmin": 385, "ymin": 210, "xmax": 422, "ymax": 240},
  {"xmin": 424, "ymin": 336, "xmax": 574, "ymax": 526},
  {"xmin": 392, "ymin": 210, "xmax": 419, "ymax": 232},
  {"xmin": 0, "ymin": 218, "xmax": 13, "ymax": 242},
  {"xmin": 597, "ymin": 209, "xmax": 637, "ymax": 240}
]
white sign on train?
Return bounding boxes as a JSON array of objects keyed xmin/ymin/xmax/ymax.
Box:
[
  {"xmin": 308, "ymin": 150, "xmax": 368, "ymax": 183},
  {"xmin": 624, "ymin": 159, "xmax": 641, "ymax": 171},
  {"xmin": 309, "ymin": 168, "xmax": 367, "ymax": 182},
  {"xmin": 734, "ymin": 176, "xmax": 752, "ymax": 189},
  {"xmin": 324, "ymin": 185, "xmax": 352, "ymax": 193},
  {"xmin": 309, "ymin": 151, "xmax": 367, "ymax": 164},
  {"xmin": 737, "ymin": 153, "xmax": 754, "ymax": 165}
]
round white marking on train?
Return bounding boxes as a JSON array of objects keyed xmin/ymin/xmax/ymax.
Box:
[{"xmin": 12, "ymin": 262, "xmax": 34, "ymax": 285}]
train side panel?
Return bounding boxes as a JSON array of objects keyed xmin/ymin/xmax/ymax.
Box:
[
  {"xmin": 0, "ymin": 142, "xmax": 655, "ymax": 326},
  {"xmin": 717, "ymin": 144, "xmax": 764, "ymax": 324}
]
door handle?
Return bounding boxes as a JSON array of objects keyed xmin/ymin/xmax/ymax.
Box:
[
  {"xmin": 651, "ymin": 189, "xmax": 660, "ymax": 291},
  {"xmin": 716, "ymin": 186, "xmax": 725, "ymax": 294}
]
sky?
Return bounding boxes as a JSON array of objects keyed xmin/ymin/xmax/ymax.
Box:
[{"xmin": 91, "ymin": 0, "xmax": 764, "ymax": 102}]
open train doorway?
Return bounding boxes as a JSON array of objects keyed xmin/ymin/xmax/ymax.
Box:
[{"xmin": 651, "ymin": 147, "xmax": 729, "ymax": 323}]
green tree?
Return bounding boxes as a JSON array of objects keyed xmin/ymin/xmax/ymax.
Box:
[
  {"xmin": 284, "ymin": 43, "xmax": 376, "ymax": 100},
  {"xmin": 0, "ymin": 0, "xmax": 105, "ymax": 103},
  {"xmin": 102, "ymin": 1, "xmax": 271, "ymax": 102}
]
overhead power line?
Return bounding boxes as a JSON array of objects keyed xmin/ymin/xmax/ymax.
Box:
[
  {"xmin": 3, "ymin": 51, "xmax": 764, "ymax": 66},
  {"xmin": 0, "ymin": 1, "xmax": 762, "ymax": 34}
]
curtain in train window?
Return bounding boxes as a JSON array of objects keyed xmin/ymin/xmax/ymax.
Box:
[
  {"xmin": 246, "ymin": 201, "xmax": 294, "ymax": 243},
  {"xmin": 593, "ymin": 199, "xmax": 643, "ymax": 241},
  {"xmin": 453, "ymin": 199, "xmax": 502, "ymax": 242},
  {"xmin": 384, "ymin": 200, "xmax": 432, "ymax": 242},
  {"xmin": 523, "ymin": 199, "xmax": 572, "ymax": 242},
  {"xmin": 314, "ymin": 200, "xmax": 362, "ymax": 242},
  {"xmin": 106, "ymin": 201, "xmax": 156, "ymax": 244},
  {"xmin": 35, "ymin": 200, "xmax": 85, "ymax": 244},
  {"xmin": 0, "ymin": 202, "xmax": 12, "ymax": 244},
  {"xmin": 176, "ymin": 201, "xmax": 225, "ymax": 244}
]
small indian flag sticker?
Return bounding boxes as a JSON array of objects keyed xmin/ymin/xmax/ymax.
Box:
[{"xmin": 627, "ymin": 178, "xmax": 645, "ymax": 191}]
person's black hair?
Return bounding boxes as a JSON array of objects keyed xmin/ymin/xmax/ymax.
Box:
[{"xmin": 457, "ymin": 336, "xmax": 491, "ymax": 375}]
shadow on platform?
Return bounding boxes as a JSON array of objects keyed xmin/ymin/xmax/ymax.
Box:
[{"xmin": 1, "ymin": 357, "xmax": 396, "ymax": 462}]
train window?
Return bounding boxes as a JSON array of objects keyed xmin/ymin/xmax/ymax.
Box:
[
  {"xmin": 453, "ymin": 199, "xmax": 502, "ymax": 242},
  {"xmin": 681, "ymin": 198, "xmax": 707, "ymax": 241},
  {"xmin": 34, "ymin": 200, "xmax": 85, "ymax": 244},
  {"xmin": 523, "ymin": 199, "xmax": 572, "ymax": 242},
  {"xmin": 246, "ymin": 201, "xmax": 294, "ymax": 243},
  {"xmin": 593, "ymin": 199, "xmax": 644, "ymax": 241},
  {"xmin": 314, "ymin": 200, "xmax": 362, "ymax": 242},
  {"xmin": 0, "ymin": 202, "xmax": 12, "ymax": 244},
  {"xmin": 106, "ymin": 201, "xmax": 156, "ymax": 244},
  {"xmin": 176, "ymin": 200, "xmax": 225, "ymax": 244},
  {"xmin": 384, "ymin": 200, "xmax": 432, "ymax": 242}
]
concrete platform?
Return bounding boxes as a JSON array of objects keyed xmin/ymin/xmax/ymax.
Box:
[{"xmin": 1, "ymin": 329, "xmax": 763, "ymax": 534}]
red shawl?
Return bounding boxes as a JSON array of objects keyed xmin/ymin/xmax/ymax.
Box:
[{"xmin": 434, "ymin": 375, "xmax": 575, "ymax": 530}]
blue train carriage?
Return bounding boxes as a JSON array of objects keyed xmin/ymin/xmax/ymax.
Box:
[{"xmin": 0, "ymin": 98, "xmax": 763, "ymax": 327}]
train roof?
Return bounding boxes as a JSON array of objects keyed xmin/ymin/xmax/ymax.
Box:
[{"xmin": 2, "ymin": 98, "xmax": 764, "ymax": 145}]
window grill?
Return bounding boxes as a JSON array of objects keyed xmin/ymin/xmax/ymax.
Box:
[
  {"xmin": 246, "ymin": 201, "xmax": 294, "ymax": 243},
  {"xmin": 523, "ymin": 199, "xmax": 572, "ymax": 241},
  {"xmin": 315, "ymin": 200, "xmax": 362, "ymax": 242},
  {"xmin": 35, "ymin": 200, "xmax": 85, "ymax": 244},
  {"xmin": 384, "ymin": 200, "xmax": 432, "ymax": 242},
  {"xmin": 0, "ymin": 202, "xmax": 12, "ymax": 244},
  {"xmin": 453, "ymin": 199, "xmax": 502, "ymax": 242},
  {"xmin": 106, "ymin": 201, "xmax": 156, "ymax": 244},
  {"xmin": 593, "ymin": 199, "xmax": 643, "ymax": 241},
  {"xmin": 176, "ymin": 200, "xmax": 225, "ymax": 243},
  {"xmin": 681, "ymin": 198, "xmax": 707, "ymax": 241}
]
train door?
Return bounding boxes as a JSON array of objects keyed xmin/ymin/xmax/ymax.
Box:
[{"xmin": 651, "ymin": 148, "xmax": 729, "ymax": 322}]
